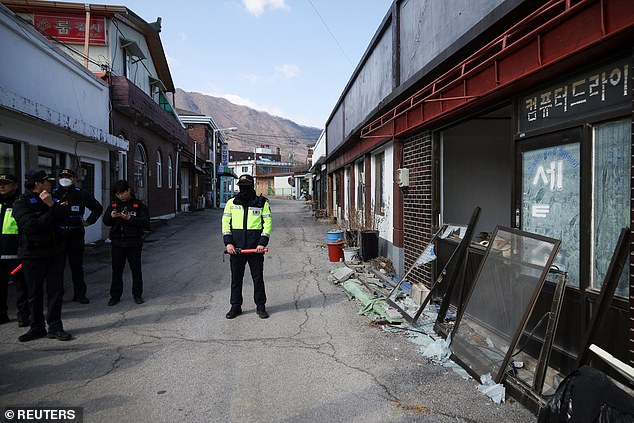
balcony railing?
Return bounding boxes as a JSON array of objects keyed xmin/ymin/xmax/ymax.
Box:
[{"xmin": 110, "ymin": 76, "xmax": 187, "ymax": 144}]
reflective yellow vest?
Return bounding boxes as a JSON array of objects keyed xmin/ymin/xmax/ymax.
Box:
[
  {"xmin": 1, "ymin": 206, "xmax": 19, "ymax": 259},
  {"xmin": 222, "ymin": 197, "xmax": 272, "ymax": 249},
  {"xmin": 2, "ymin": 208, "xmax": 18, "ymax": 235}
]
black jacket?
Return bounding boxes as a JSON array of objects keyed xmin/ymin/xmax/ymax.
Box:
[
  {"xmin": 52, "ymin": 186, "xmax": 103, "ymax": 232},
  {"xmin": 12, "ymin": 192, "xmax": 65, "ymax": 259},
  {"xmin": 0, "ymin": 191, "xmax": 19, "ymax": 258},
  {"xmin": 102, "ymin": 197, "xmax": 150, "ymax": 247},
  {"xmin": 222, "ymin": 193, "xmax": 270, "ymax": 249}
]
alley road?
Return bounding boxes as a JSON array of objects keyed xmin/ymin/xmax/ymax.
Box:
[{"xmin": 0, "ymin": 199, "xmax": 534, "ymax": 422}]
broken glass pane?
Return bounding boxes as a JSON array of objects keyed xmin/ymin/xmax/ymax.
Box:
[{"xmin": 450, "ymin": 227, "xmax": 560, "ymax": 383}]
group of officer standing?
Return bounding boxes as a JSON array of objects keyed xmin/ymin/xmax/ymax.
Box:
[
  {"xmin": 1, "ymin": 169, "xmax": 273, "ymax": 342},
  {"xmin": 0, "ymin": 169, "xmax": 149, "ymax": 342}
]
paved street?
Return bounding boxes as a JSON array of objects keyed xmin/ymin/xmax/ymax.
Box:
[{"xmin": 0, "ymin": 199, "xmax": 534, "ymax": 422}]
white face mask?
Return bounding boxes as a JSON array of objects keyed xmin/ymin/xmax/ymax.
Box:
[{"xmin": 58, "ymin": 178, "xmax": 73, "ymax": 187}]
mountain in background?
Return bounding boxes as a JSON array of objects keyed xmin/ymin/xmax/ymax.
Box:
[{"xmin": 175, "ymin": 89, "xmax": 322, "ymax": 164}]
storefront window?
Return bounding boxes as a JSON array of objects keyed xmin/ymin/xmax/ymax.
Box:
[
  {"xmin": 592, "ymin": 120, "xmax": 631, "ymax": 297},
  {"xmin": 38, "ymin": 153, "xmax": 56, "ymax": 176},
  {"xmin": 374, "ymin": 152, "xmax": 385, "ymax": 215},
  {"xmin": 0, "ymin": 141, "xmax": 17, "ymax": 175},
  {"xmin": 356, "ymin": 161, "xmax": 364, "ymax": 211},
  {"xmin": 80, "ymin": 163, "xmax": 95, "ymax": 197},
  {"xmin": 522, "ymin": 143, "xmax": 581, "ymax": 288},
  {"xmin": 345, "ymin": 166, "xmax": 351, "ymax": 211}
]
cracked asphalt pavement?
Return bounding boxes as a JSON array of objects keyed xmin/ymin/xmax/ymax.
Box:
[{"xmin": 0, "ymin": 199, "xmax": 535, "ymax": 422}]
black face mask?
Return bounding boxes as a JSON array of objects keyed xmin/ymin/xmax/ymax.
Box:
[{"xmin": 236, "ymin": 185, "xmax": 255, "ymax": 203}]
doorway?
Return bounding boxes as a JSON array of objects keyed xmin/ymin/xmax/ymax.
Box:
[{"xmin": 516, "ymin": 121, "xmax": 632, "ymax": 374}]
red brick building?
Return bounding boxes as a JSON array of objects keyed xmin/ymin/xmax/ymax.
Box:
[
  {"xmin": 323, "ymin": 0, "xmax": 634, "ymax": 408},
  {"xmin": 178, "ymin": 110, "xmax": 214, "ymax": 210}
]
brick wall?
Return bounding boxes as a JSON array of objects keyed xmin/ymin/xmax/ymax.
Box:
[
  {"xmin": 187, "ymin": 125, "xmax": 209, "ymax": 161},
  {"xmin": 403, "ymin": 131, "xmax": 434, "ymax": 286},
  {"xmin": 113, "ymin": 111, "xmax": 177, "ymax": 218},
  {"xmin": 188, "ymin": 125, "xmax": 205, "ymax": 144}
]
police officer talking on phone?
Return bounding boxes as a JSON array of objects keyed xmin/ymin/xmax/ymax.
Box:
[{"xmin": 52, "ymin": 168, "xmax": 103, "ymax": 304}]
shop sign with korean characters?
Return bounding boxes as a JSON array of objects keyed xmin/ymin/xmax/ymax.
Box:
[
  {"xmin": 519, "ymin": 58, "xmax": 630, "ymax": 133},
  {"xmin": 34, "ymin": 13, "xmax": 106, "ymax": 46}
]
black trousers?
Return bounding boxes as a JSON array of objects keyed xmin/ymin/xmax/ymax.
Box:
[
  {"xmin": 0, "ymin": 259, "xmax": 29, "ymax": 320},
  {"xmin": 62, "ymin": 230, "xmax": 86, "ymax": 299},
  {"xmin": 110, "ymin": 244, "xmax": 143, "ymax": 299},
  {"xmin": 230, "ymin": 253, "xmax": 266, "ymax": 307},
  {"xmin": 22, "ymin": 253, "xmax": 66, "ymax": 332}
]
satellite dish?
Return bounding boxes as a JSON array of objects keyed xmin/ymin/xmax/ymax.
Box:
[{"xmin": 288, "ymin": 177, "xmax": 295, "ymax": 187}]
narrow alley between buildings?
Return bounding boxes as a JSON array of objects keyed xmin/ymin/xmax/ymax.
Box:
[{"xmin": 0, "ymin": 199, "xmax": 534, "ymax": 422}]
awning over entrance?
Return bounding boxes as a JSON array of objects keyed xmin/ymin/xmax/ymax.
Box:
[
  {"xmin": 217, "ymin": 166, "xmax": 237, "ymax": 178},
  {"xmin": 0, "ymin": 86, "xmax": 128, "ymax": 150},
  {"xmin": 361, "ymin": 0, "xmax": 634, "ymax": 140},
  {"xmin": 181, "ymin": 161, "xmax": 209, "ymax": 175}
]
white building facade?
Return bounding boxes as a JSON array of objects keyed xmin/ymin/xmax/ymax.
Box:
[{"xmin": 0, "ymin": 4, "xmax": 127, "ymax": 242}]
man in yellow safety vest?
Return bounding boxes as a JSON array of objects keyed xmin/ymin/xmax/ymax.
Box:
[
  {"xmin": 222, "ymin": 174, "xmax": 272, "ymax": 319},
  {"xmin": 0, "ymin": 174, "xmax": 29, "ymax": 326}
]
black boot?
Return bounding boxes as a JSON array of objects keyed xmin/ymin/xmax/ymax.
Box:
[
  {"xmin": 226, "ymin": 306, "xmax": 242, "ymax": 319},
  {"xmin": 256, "ymin": 306, "xmax": 269, "ymax": 319},
  {"xmin": 18, "ymin": 327, "xmax": 47, "ymax": 342}
]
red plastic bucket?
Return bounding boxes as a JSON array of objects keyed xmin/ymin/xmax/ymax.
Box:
[{"xmin": 327, "ymin": 242, "xmax": 344, "ymax": 262}]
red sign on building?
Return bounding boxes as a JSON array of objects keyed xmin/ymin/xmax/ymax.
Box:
[{"xmin": 34, "ymin": 13, "xmax": 106, "ymax": 46}]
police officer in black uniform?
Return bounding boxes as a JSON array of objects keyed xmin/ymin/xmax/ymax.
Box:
[
  {"xmin": 222, "ymin": 174, "xmax": 273, "ymax": 319},
  {"xmin": 13, "ymin": 169, "xmax": 71, "ymax": 342},
  {"xmin": 0, "ymin": 174, "xmax": 29, "ymax": 326},
  {"xmin": 52, "ymin": 168, "xmax": 103, "ymax": 304},
  {"xmin": 103, "ymin": 180, "xmax": 150, "ymax": 306}
]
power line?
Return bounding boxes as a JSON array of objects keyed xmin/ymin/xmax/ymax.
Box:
[
  {"xmin": 230, "ymin": 132, "xmax": 318, "ymax": 141},
  {"xmin": 307, "ymin": 0, "xmax": 353, "ymax": 66}
]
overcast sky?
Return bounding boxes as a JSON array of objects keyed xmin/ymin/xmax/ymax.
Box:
[{"xmin": 94, "ymin": 0, "xmax": 392, "ymax": 128}]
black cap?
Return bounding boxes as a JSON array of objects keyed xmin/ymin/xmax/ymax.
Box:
[
  {"xmin": 237, "ymin": 174, "xmax": 254, "ymax": 186},
  {"xmin": 0, "ymin": 174, "xmax": 17, "ymax": 184},
  {"xmin": 25, "ymin": 169, "xmax": 55, "ymax": 184},
  {"xmin": 59, "ymin": 168, "xmax": 76, "ymax": 177}
]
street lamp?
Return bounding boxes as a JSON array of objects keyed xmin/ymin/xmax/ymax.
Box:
[{"xmin": 212, "ymin": 126, "xmax": 237, "ymax": 208}]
